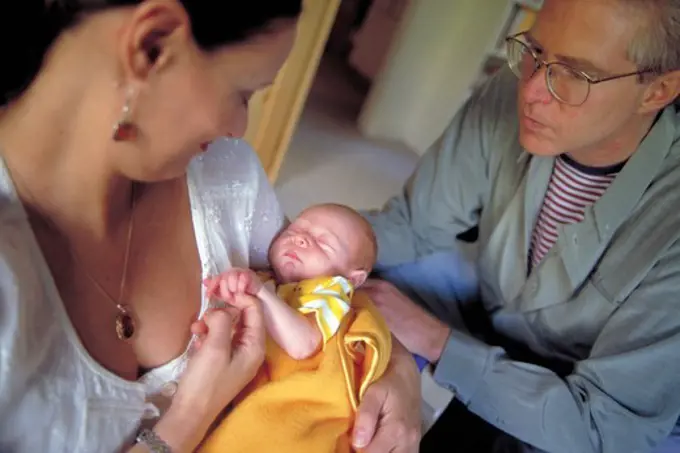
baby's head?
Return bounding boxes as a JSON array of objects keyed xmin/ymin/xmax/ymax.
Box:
[{"xmin": 269, "ymin": 203, "xmax": 377, "ymax": 287}]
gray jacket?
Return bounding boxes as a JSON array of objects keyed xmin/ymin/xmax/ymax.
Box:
[{"xmin": 365, "ymin": 68, "xmax": 680, "ymax": 453}]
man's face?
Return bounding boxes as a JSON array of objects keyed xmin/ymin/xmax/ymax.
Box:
[{"xmin": 518, "ymin": 0, "xmax": 650, "ymax": 157}]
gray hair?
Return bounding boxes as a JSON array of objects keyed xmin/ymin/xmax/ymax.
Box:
[{"xmin": 623, "ymin": 0, "xmax": 680, "ymax": 74}]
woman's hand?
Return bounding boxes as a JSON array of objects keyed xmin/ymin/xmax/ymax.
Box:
[
  {"xmin": 153, "ymin": 294, "xmax": 266, "ymax": 452},
  {"xmin": 352, "ymin": 340, "xmax": 422, "ymax": 453},
  {"xmin": 180, "ymin": 293, "xmax": 265, "ymax": 411}
]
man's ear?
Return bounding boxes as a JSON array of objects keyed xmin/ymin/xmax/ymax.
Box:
[
  {"xmin": 639, "ymin": 70, "xmax": 680, "ymax": 114},
  {"xmin": 348, "ymin": 269, "xmax": 368, "ymax": 288},
  {"xmin": 118, "ymin": 0, "xmax": 192, "ymax": 83}
]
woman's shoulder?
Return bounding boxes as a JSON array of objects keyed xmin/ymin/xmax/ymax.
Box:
[
  {"xmin": 0, "ymin": 165, "xmax": 37, "ymax": 286},
  {"xmin": 189, "ymin": 137, "xmax": 266, "ymax": 189},
  {"xmin": 0, "ymin": 199, "xmax": 31, "ymax": 279},
  {"xmin": 187, "ymin": 137, "xmax": 283, "ymax": 269},
  {"xmin": 0, "ymin": 201, "xmax": 49, "ymax": 392},
  {"xmin": 0, "ymin": 203, "xmax": 43, "ymax": 314}
]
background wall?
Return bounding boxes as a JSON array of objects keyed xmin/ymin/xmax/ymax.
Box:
[{"xmin": 357, "ymin": 0, "xmax": 509, "ymax": 154}]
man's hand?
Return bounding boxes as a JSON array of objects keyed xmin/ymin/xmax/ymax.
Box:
[
  {"xmin": 352, "ymin": 340, "xmax": 422, "ymax": 453},
  {"xmin": 362, "ymin": 279, "xmax": 451, "ymax": 362}
]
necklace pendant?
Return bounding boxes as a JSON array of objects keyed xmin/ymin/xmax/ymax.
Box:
[{"xmin": 115, "ymin": 305, "xmax": 136, "ymax": 342}]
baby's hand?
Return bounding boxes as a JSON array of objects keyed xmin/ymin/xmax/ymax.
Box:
[{"xmin": 204, "ymin": 268, "xmax": 264, "ymax": 303}]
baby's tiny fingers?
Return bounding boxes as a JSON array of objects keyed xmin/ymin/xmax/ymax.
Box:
[
  {"xmin": 232, "ymin": 274, "xmax": 243, "ymax": 293},
  {"xmin": 220, "ymin": 279, "xmax": 232, "ymax": 299},
  {"xmin": 237, "ymin": 273, "xmax": 249, "ymax": 294},
  {"xmin": 203, "ymin": 277, "xmax": 220, "ymax": 297}
]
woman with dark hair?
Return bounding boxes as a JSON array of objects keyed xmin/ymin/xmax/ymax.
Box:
[{"xmin": 0, "ymin": 1, "xmax": 420, "ymax": 452}]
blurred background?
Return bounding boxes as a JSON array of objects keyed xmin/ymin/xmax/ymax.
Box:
[{"xmin": 244, "ymin": 0, "xmax": 541, "ymax": 216}]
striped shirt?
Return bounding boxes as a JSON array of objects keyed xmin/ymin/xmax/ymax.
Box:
[{"xmin": 528, "ymin": 155, "xmax": 624, "ymax": 271}]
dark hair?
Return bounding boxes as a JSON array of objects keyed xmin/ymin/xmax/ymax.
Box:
[{"xmin": 0, "ymin": 1, "xmax": 302, "ymax": 106}]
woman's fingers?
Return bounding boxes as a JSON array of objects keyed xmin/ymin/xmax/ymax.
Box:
[
  {"xmin": 189, "ymin": 319, "xmax": 208, "ymax": 355},
  {"xmin": 176, "ymin": 290, "xmax": 268, "ymax": 424},
  {"xmin": 187, "ymin": 292, "xmax": 264, "ymax": 377},
  {"xmin": 229, "ymin": 293, "xmax": 265, "ymax": 366},
  {"xmin": 190, "ymin": 319, "xmax": 208, "ymax": 336},
  {"xmin": 190, "ymin": 337, "xmax": 204, "ymax": 354},
  {"xmin": 200, "ymin": 309, "xmax": 235, "ymax": 353}
]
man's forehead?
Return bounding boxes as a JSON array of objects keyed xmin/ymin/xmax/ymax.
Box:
[{"xmin": 532, "ymin": 0, "xmax": 640, "ymax": 71}]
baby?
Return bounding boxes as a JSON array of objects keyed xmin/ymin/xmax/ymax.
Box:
[
  {"xmin": 205, "ymin": 202, "xmax": 378, "ymax": 360},
  {"xmin": 199, "ymin": 203, "xmax": 391, "ymax": 453}
]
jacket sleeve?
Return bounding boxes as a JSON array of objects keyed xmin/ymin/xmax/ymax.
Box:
[{"xmin": 432, "ymin": 241, "xmax": 680, "ymax": 453}]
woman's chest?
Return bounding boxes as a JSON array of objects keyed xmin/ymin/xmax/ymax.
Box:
[
  {"xmin": 125, "ymin": 188, "xmax": 203, "ymax": 371},
  {"xmin": 43, "ymin": 181, "xmax": 204, "ymax": 379}
]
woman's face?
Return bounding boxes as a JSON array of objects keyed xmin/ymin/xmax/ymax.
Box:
[{"xmin": 120, "ymin": 13, "xmax": 297, "ymax": 181}]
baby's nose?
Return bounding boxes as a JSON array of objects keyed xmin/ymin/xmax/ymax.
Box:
[{"xmin": 294, "ymin": 235, "xmax": 309, "ymax": 247}]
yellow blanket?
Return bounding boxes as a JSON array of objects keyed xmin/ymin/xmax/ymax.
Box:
[{"xmin": 199, "ymin": 289, "xmax": 392, "ymax": 453}]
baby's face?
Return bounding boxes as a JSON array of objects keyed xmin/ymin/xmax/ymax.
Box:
[{"xmin": 269, "ymin": 206, "xmax": 366, "ymax": 284}]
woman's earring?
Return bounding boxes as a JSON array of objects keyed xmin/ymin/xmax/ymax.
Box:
[{"xmin": 112, "ymin": 86, "xmax": 138, "ymax": 142}]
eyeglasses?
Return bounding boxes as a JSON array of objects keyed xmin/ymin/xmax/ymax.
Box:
[{"xmin": 505, "ymin": 33, "xmax": 655, "ymax": 106}]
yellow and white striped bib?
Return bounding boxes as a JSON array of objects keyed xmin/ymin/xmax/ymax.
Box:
[{"xmin": 277, "ymin": 276, "xmax": 354, "ymax": 343}]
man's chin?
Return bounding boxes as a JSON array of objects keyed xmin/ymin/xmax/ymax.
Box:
[{"xmin": 519, "ymin": 130, "xmax": 561, "ymax": 157}]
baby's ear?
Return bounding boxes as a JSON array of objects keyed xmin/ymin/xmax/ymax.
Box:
[{"xmin": 348, "ymin": 269, "xmax": 368, "ymax": 288}]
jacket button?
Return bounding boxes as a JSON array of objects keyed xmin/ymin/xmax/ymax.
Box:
[{"xmin": 529, "ymin": 280, "xmax": 539, "ymax": 297}]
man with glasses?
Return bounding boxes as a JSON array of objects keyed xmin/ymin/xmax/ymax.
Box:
[{"xmin": 361, "ymin": 0, "xmax": 680, "ymax": 452}]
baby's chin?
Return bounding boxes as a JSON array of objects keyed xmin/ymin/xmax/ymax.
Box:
[
  {"xmin": 271, "ymin": 261, "xmax": 300, "ymax": 284},
  {"xmin": 272, "ymin": 262, "xmax": 325, "ymax": 284},
  {"xmin": 274, "ymin": 270, "xmax": 296, "ymax": 284}
]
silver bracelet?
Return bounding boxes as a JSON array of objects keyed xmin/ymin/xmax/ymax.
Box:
[{"xmin": 136, "ymin": 428, "xmax": 173, "ymax": 453}]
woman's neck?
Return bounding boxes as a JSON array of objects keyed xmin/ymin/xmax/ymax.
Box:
[{"xmin": 0, "ymin": 74, "xmax": 133, "ymax": 240}]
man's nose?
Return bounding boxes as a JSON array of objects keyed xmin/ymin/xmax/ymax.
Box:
[{"xmin": 522, "ymin": 66, "xmax": 553, "ymax": 105}]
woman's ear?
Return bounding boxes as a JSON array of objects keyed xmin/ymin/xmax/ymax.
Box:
[
  {"xmin": 639, "ymin": 70, "xmax": 680, "ymax": 114},
  {"xmin": 348, "ymin": 269, "xmax": 368, "ymax": 288},
  {"xmin": 118, "ymin": 0, "xmax": 192, "ymax": 83}
]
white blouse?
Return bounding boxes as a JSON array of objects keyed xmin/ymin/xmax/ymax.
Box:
[{"xmin": 0, "ymin": 138, "xmax": 286, "ymax": 453}]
